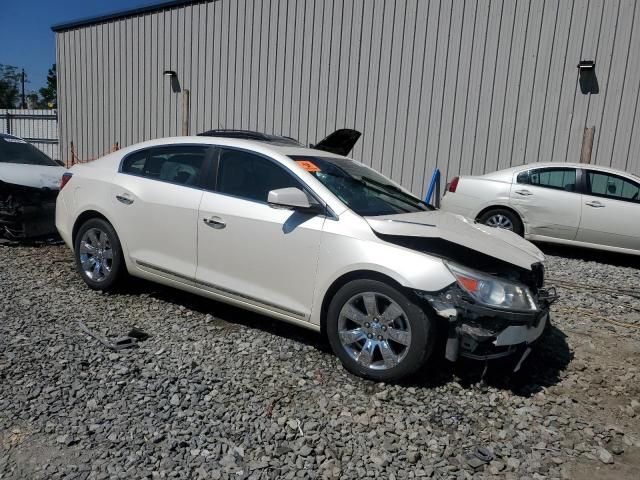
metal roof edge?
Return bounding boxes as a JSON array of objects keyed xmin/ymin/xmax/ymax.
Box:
[{"xmin": 51, "ymin": 0, "xmax": 207, "ymax": 32}]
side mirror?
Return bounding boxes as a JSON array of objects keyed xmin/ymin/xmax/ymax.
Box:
[{"xmin": 268, "ymin": 187, "xmax": 323, "ymax": 213}]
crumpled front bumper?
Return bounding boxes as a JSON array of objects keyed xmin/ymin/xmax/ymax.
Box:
[{"xmin": 418, "ymin": 285, "xmax": 556, "ymax": 364}]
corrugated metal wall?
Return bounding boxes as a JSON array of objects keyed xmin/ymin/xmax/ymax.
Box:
[{"xmin": 56, "ymin": 0, "xmax": 640, "ymax": 196}]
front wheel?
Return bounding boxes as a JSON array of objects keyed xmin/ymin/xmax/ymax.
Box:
[
  {"xmin": 326, "ymin": 279, "xmax": 435, "ymax": 382},
  {"xmin": 74, "ymin": 218, "xmax": 125, "ymax": 290}
]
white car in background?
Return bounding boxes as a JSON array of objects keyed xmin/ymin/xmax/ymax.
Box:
[
  {"xmin": 440, "ymin": 162, "xmax": 640, "ymax": 256},
  {"xmin": 56, "ymin": 133, "xmax": 556, "ymax": 382}
]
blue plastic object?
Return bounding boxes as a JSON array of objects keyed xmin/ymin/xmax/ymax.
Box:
[{"xmin": 425, "ymin": 168, "xmax": 441, "ymax": 205}]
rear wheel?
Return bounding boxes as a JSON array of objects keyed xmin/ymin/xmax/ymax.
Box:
[
  {"xmin": 74, "ymin": 218, "xmax": 125, "ymax": 290},
  {"xmin": 478, "ymin": 208, "xmax": 524, "ymax": 236},
  {"xmin": 326, "ymin": 279, "xmax": 434, "ymax": 382}
]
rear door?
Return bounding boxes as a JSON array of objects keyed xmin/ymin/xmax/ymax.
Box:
[
  {"xmin": 112, "ymin": 144, "xmax": 212, "ymax": 278},
  {"xmin": 576, "ymin": 170, "xmax": 640, "ymax": 250},
  {"xmin": 195, "ymin": 147, "xmax": 326, "ymax": 319},
  {"xmin": 509, "ymin": 167, "xmax": 582, "ymax": 240}
]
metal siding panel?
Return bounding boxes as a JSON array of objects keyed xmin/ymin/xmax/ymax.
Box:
[
  {"xmin": 196, "ymin": 3, "xmax": 207, "ymax": 133},
  {"xmin": 297, "ymin": 0, "xmax": 315, "ymax": 145},
  {"xmin": 381, "ymin": 0, "xmax": 406, "ymax": 181},
  {"xmin": 212, "ymin": 0, "xmax": 223, "ymax": 129},
  {"xmin": 391, "ymin": 0, "xmax": 417, "ymax": 185},
  {"xmin": 248, "ymin": 0, "xmax": 261, "ymax": 131},
  {"xmin": 272, "ymin": 0, "xmax": 287, "ymax": 134},
  {"xmin": 289, "ymin": 0, "xmax": 305, "ymax": 139},
  {"xmin": 611, "ymin": 1, "xmax": 640, "ymax": 172},
  {"xmin": 496, "ymin": 0, "xmax": 530, "ymax": 171},
  {"xmin": 280, "ymin": 0, "xmax": 295, "ymax": 134},
  {"xmin": 511, "ymin": 0, "xmax": 544, "ymax": 168},
  {"xmin": 232, "ymin": 0, "xmax": 244, "ymax": 128},
  {"xmin": 266, "ymin": 0, "xmax": 279, "ymax": 132},
  {"xmin": 401, "ymin": 0, "xmax": 428, "ymax": 188},
  {"xmin": 240, "ymin": 0, "xmax": 253, "ymax": 130},
  {"xmin": 411, "ymin": 0, "xmax": 440, "ymax": 194},
  {"xmin": 566, "ymin": 0, "xmax": 604, "ymax": 164},
  {"xmin": 467, "ymin": 0, "xmax": 493, "ymax": 177},
  {"xmin": 553, "ymin": 0, "xmax": 587, "ymax": 163},
  {"xmin": 424, "ymin": 0, "xmax": 452, "ymax": 196},
  {"xmin": 306, "ymin": 0, "xmax": 323, "ymax": 144},
  {"xmin": 257, "ymin": 0, "xmax": 270, "ymax": 133},
  {"xmin": 587, "ymin": 0, "xmax": 622, "ymax": 166},
  {"xmin": 539, "ymin": 0, "xmax": 572, "ymax": 164},
  {"xmin": 352, "ymin": 0, "xmax": 373, "ymax": 162},
  {"xmin": 324, "ymin": 0, "xmax": 343, "ymax": 137},
  {"xmin": 449, "ymin": 0, "xmax": 478, "ymax": 178},
  {"xmin": 524, "ymin": 0, "xmax": 560, "ymax": 166},
  {"xmin": 370, "ymin": 0, "xmax": 396, "ymax": 174},
  {"xmin": 315, "ymin": 0, "xmax": 332, "ymax": 141}
]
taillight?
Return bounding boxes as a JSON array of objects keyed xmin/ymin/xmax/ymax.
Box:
[
  {"xmin": 448, "ymin": 176, "xmax": 460, "ymax": 193},
  {"xmin": 60, "ymin": 172, "xmax": 73, "ymax": 190}
]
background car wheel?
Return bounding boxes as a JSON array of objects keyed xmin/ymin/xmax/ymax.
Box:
[
  {"xmin": 74, "ymin": 218, "xmax": 125, "ymax": 290},
  {"xmin": 478, "ymin": 208, "xmax": 524, "ymax": 236},
  {"xmin": 326, "ymin": 279, "xmax": 434, "ymax": 382}
]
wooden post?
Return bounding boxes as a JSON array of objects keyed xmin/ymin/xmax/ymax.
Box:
[
  {"xmin": 580, "ymin": 126, "xmax": 595, "ymax": 164},
  {"xmin": 70, "ymin": 141, "xmax": 75, "ymax": 167},
  {"xmin": 182, "ymin": 89, "xmax": 190, "ymax": 136}
]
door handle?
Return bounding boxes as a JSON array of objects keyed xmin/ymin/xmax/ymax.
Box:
[
  {"xmin": 116, "ymin": 194, "xmax": 134, "ymax": 205},
  {"xmin": 203, "ymin": 216, "xmax": 226, "ymax": 229},
  {"xmin": 585, "ymin": 200, "xmax": 605, "ymax": 208},
  {"xmin": 514, "ymin": 189, "xmax": 533, "ymax": 196}
]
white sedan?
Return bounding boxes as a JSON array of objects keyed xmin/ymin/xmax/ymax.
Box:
[
  {"xmin": 441, "ymin": 162, "xmax": 640, "ymax": 256},
  {"xmin": 56, "ymin": 134, "xmax": 555, "ymax": 381}
]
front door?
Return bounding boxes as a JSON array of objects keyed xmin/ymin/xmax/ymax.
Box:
[
  {"xmin": 509, "ymin": 166, "xmax": 582, "ymax": 240},
  {"xmin": 576, "ymin": 170, "xmax": 640, "ymax": 251},
  {"xmin": 196, "ymin": 147, "xmax": 325, "ymax": 319}
]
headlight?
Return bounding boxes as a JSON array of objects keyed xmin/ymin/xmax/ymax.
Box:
[{"xmin": 446, "ymin": 262, "xmax": 537, "ymax": 311}]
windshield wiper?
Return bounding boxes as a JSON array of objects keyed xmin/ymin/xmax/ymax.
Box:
[{"xmin": 359, "ymin": 176, "xmax": 432, "ymax": 210}]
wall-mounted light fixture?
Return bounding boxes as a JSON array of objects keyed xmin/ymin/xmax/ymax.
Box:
[{"xmin": 162, "ymin": 70, "xmax": 189, "ymax": 135}]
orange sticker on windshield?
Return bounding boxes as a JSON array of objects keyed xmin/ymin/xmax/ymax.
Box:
[{"xmin": 295, "ymin": 160, "xmax": 321, "ymax": 172}]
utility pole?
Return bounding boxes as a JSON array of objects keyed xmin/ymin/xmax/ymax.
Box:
[{"xmin": 21, "ymin": 69, "xmax": 26, "ymax": 109}]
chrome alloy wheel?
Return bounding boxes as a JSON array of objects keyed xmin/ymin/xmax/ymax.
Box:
[
  {"xmin": 485, "ymin": 213, "xmax": 514, "ymax": 231},
  {"xmin": 337, "ymin": 292, "xmax": 412, "ymax": 370},
  {"xmin": 79, "ymin": 227, "xmax": 113, "ymax": 282}
]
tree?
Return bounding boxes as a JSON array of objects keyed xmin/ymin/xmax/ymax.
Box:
[
  {"xmin": 38, "ymin": 64, "xmax": 57, "ymax": 109},
  {"xmin": 0, "ymin": 64, "xmax": 21, "ymax": 108}
]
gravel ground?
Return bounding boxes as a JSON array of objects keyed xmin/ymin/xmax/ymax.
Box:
[{"xmin": 1, "ymin": 242, "xmax": 639, "ymax": 479}]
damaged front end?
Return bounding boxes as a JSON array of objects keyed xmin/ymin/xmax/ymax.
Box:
[
  {"xmin": 417, "ymin": 261, "xmax": 558, "ymax": 369},
  {"xmin": 0, "ymin": 181, "xmax": 59, "ymax": 239}
]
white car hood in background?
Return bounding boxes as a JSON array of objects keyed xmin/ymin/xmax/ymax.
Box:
[
  {"xmin": 365, "ymin": 210, "xmax": 545, "ymax": 270},
  {"xmin": 0, "ymin": 163, "xmax": 66, "ymax": 190}
]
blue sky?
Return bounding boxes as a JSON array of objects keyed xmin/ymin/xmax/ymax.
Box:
[{"xmin": 0, "ymin": 0, "xmax": 164, "ymax": 92}]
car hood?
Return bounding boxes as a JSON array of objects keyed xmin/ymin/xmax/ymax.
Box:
[
  {"xmin": 0, "ymin": 163, "xmax": 66, "ymax": 190},
  {"xmin": 365, "ymin": 210, "xmax": 544, "ymax": 270}
]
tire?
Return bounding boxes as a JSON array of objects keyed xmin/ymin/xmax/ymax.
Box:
[
  {"xmin": 478, "ymin": 208, "xmax": 524, "ymax": 236},
  {"xmin": 326, "ymin": 279, "xmax": 435, "ymax": 382},
  {"xmin": 74, "ymin": 218, "xmax": 125, "ymax": 290}
]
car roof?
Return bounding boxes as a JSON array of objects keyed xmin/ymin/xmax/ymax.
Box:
[
  {"xmin": 89, "ymin": 136, "xmax": 349, "ymax": 166},
  {"xmin": 484, "ymin": 162, "xmax": 639, "ymax": 180}
]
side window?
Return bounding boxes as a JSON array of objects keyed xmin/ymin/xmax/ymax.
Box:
[
  {"xmin": 587, "ymin": 171, "xmax": 640, "ymax": 203},
  {"xmin": 121, "ymin": 146, "xmax": 208, "ymax": 187},
  {"xmin": 528, "ymin": 168, "xmax": 577, "ymax": 192},
  {"xmin": 216, "ymin": 148, "xmax": 302, "ymax": 202}
]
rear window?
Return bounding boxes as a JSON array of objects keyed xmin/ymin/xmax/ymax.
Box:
[
  {"xmin": 0, "ymin": 135, "xmax": 59, "ymax": 166},
  {"xmin": 121, "ymin": 145, "xmax": 208, "ymax": 187}
]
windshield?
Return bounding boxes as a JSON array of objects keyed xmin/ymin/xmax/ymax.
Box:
[
  {"xmin": 0, "ymin": 135, "xmax": 59, "ymax": 166},
  {"xmin": 289, "ymin": 155, "xmax": 431, "ymax": 216}
]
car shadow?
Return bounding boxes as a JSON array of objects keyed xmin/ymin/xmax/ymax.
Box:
[
  {"xmin": 535, "ymin": 241, "xmax": 640, "ymax": 269},
  {"xmin": 407, "ymin": 324, "xmax": 573, "ymax": 396},
  {"xmin": 116, "ymin": 276, "xmax": 332, "ymax": 352},
  {"xmin": 117, "ymin": 277, "xmax": 572, "ymax": 394}
]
